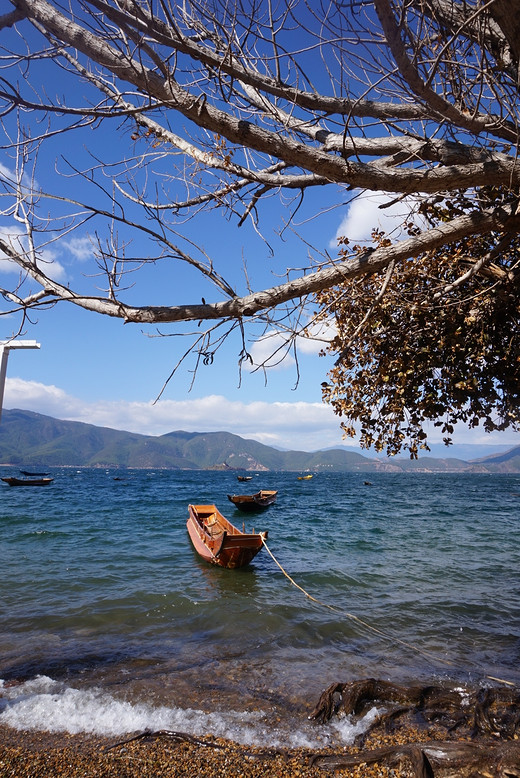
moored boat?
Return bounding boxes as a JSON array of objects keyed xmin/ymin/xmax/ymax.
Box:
[
  {"xmin": 2, "ymin": 476, "xmax": 54, "ymax": 486},
  {"xmin": 187, "ymin": 503, "xmax": 267, "ymax": 568},
  {"xmin": 237, "ymin": 475, "xmax": 253, "ymax": 482},
  {"xmin": 227, "ymin": 490, "xmax": 277, "ymax": 512},
  {"xmin": 297, "ymin": 474, "xmax": 313, "ymax": 480}
]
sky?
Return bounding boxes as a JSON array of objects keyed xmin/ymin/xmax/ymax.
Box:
[
  {"xmin": 2, "ymin": 188, "xmax": 520, "ymax": 460},
  {"xmin": 1, "ymin": 15, "xmax": 520, "ymax": 461}
]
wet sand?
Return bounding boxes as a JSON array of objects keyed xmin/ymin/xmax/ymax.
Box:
[{"xmin": 0, "ymin": 723, "xmax": 448, "ymax": 777}]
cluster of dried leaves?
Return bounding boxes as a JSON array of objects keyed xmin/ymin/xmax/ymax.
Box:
[{"xmin": 316, "ymin": 188, "xmax": 520, "ymax": 457}]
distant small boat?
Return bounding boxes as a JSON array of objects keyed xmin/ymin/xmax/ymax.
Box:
[
  {"xmin": 187, "ymin": 504, "xmax": 267, "ymax": 569},
  {"xmin": 237, "ymin": 475, "xmax": 253, "ymax": 482},
  {"xmin": 297, "ymin": 474, "xmax": 313, "ymax": 480},
  {"xmin": 19, "ymin": 470, "xmax": 50, "ymax": 477},
  {"xmin": 2, "ymin": 476, "xmax": 54, "ymax": 487},
  {"xmin": 227, "ymin": 490, "xmax": 277, "ymax": 512}
]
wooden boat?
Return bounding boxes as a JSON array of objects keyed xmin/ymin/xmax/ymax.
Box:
[
  {"xmin": 187, "ymin": 504, "xmax": 267, "ymax": 569},
  {"xmin": 237, "ymin": 475, "xmax": 253, "ymax": 482},
  {"xmin": 20, "ymin": 470, "xmax": 50, "ymax": 477},
  {"xmin": 227, "ymin": 490, "xmax": 277, "ymax": 512},
  {"xmin": 2, "ymin": 476, "xmax": 54, "ymax": 486},
  {"xmin": 297, "ymin": 474, "xmax": 313, "ymax": 480}
]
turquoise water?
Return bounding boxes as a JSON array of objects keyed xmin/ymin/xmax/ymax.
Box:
[{"xmin": 1, "ymin": 469, "xmax": 519, "ymax": 746}]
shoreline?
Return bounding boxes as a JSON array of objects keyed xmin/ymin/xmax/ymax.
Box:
[
  {"xmin": 3, "ymin": 675, "xmax": 520, "ymax": 777},
  {"xmin": 0, "ymin": 723, "xmax": 455, "ymax": 777}
]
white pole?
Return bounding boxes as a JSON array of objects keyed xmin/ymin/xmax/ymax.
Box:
[
  {"xmin": 0, "ymin": 346, "xmax": 9, "ymax": 424},
  {"xmin": 0, "ymin": 340, "xmax": 41, "ymax": 424}
]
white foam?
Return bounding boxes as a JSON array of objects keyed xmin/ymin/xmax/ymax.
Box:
[
  {"xmin": 329, "ymin": 705, "xmax": 380, "ymax": 742},
  {"xmin": 0, "ymin": 676, "xmax": 376, "ymax": 748}
]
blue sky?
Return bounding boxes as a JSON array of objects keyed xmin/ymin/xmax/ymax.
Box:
[
  {"xmin": 2, "ymin": 188, "xmax": 520, "ymax": 459},
  {"xmin": 1, "ymin": 16, "xmax": 519, "ymax": 459}
]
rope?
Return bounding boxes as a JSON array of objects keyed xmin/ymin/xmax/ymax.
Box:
[
  {"xmin": 261, "ymin": 538, "xmax": 453, "ymax": 667},
  {"xmin": 261, "ymin": 541, "xmax": 516, "ymax": 687}
]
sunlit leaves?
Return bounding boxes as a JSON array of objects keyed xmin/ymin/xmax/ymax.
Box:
[{"xmin": 315, "ymin": 189, "xmax": 520, "ymax": 457}]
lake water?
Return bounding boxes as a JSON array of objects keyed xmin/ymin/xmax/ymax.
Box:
[{"xmin": 1, "ymin": 468, "xmax": 519, "ymax": 748}]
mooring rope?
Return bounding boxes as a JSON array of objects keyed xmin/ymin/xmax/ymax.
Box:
[
  {"xmin": 261, "ymin": 539, "xmax": 516, "ymax": 686},
  {"xmin": 261, "ymin": 538, "xmax": 454, "ymax": 667}
]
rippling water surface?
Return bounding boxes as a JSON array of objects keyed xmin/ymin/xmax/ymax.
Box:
[{"xmin": 1, "ymin": 468, "xmax": 519, "ymax": 746}]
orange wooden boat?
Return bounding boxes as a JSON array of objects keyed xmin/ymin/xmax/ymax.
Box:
[{"xmin": 187, "ymin": 504, "xmax": 268, "ymax": 569}]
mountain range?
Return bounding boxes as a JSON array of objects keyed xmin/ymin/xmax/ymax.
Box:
[{"xmin": 1, "ymin": 408, "xmax": 520, "ymax": 473}]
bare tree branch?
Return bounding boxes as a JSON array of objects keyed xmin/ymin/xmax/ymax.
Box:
[
  {"xmin": 0, "ymin": 0, "xmax": 520, "ymax": 439},
  {"xmin": 1, "ymin": 203, "xmax": 514, "ymax": 322}
]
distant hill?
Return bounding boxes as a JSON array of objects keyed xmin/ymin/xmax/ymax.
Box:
[
  {"xmin": 468, "ymin": 446, "xmax": 520, "ymax": 472},
  {"xmin": 0, "ymin": 408, "xmax": 519, "ymax": 473}
]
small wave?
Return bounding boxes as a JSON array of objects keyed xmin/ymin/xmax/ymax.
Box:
[{"xmin": 0, "ymin": 676, "xmax": 378, "ymax": 749}]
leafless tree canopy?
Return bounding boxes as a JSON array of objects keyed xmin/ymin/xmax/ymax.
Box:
[{"xmin": 1, "ymin": 0, "xmax": 519, "ymax": 390}]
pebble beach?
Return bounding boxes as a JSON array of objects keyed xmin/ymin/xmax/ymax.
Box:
[{"xmin": 0, "ymin": 722, "xmax": 444, "ymax": 777}]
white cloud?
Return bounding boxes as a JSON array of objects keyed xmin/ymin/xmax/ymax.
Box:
[
  {"xmin": 3, "ymin": 378, "xmax": 345, "ymax": 451},
  {"xmin": 3, "ymin": 379, "xmax": 77, "ymax": 413},
  {"xmin": 0, "ymin": 226, "xmax": 26, "ymax": 273},
  {"xmin": 330, "ymin": 191, "xmax": 425, "ymax": 247},
  {"xmin": 36, "ymin": 251, "xmax": 66, "ymax": 281},
  {"xmin": 297, "ymin": 320, "xmax": 337, "ymax": 355},
  {"xmin": 0, "ymin": 161, "xmax": 34, "ymax": 191},
  {"xmin": 0, "ymin": 167, "xmax": 65, "ymax": 278},
  {"xmin": 4, "ymin": 378, "xmax": 520, "ymax": 456},
  {"xmin": 0, "ymin": 162, "xmax": 14, "ymax": 180},
  {"xmin": 248, "ymin": 331, "xmax": 296, "ymax": 371},
  {"xmin": 0, "ymin": 225, "xmax": 66, "ymax": 280},
  {"xmin": 63, "ymin": 236, "xmax": 93, "ymax": 262},
  {"xmin": 248, "ymin": 320, "xmax": 336, "ymax": 372}
]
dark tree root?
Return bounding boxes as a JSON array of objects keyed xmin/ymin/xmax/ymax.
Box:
[
  {"xmin": 309, "ymin": 678, "xmax": 520, "ymax": 776},
  {"xmin": 102, "ymin": 728, "xmax": 287, "ymax": 761},
  {"xmin": 309, "ymin": 678, "xmax": 520, "ymax": 738},
  {"xmin": 102, "ymin": 729, "xmax": 227, "ymax": 752},
  {"xmin": 310, "ymin": 740, "xmax": 520, "ymax": 777}
]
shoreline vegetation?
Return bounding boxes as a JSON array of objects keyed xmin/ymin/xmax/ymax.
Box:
[{"xmin": 2, "ymin": 677, "xmax": 520, "ymax": 776}]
